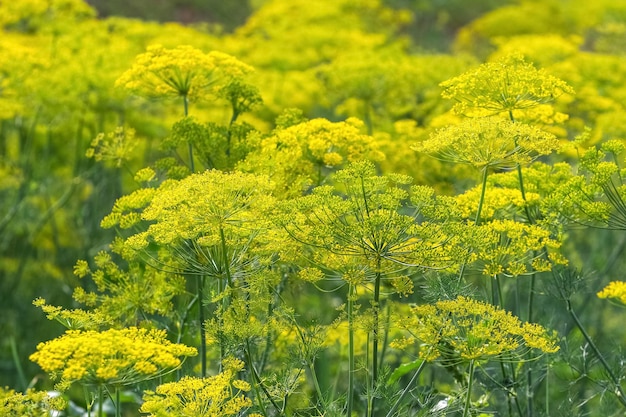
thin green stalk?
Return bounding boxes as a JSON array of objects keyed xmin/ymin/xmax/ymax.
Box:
[
  {"xmin": 369, "ymin": 262, "xmax": 383, "ymax": 417},
  {"xmin": 115, "ymin": 387, "xmax": 121, "ymax": 417},
  {"xmin": 197, "ymin": 275, "xmax": 207, "ymax": 377},
  {"xmin": 475, "ymin": 167, "xmax": 489, "ymax": 226},
  {"xmin": 98, "ymin": 385, "xmax": 103, "ymax": 417},
  {"xmin": 245, "ymin": 339, "xmax": 285, "ymax": 417},
  {"xmin": 9, "ymin": 336, "xmax": 27, "ymax": 392},
  {"xmin": 84, "ymin": 386, "xmax": 92, "ymax": 417},
  {"xmin": 566, "ymin": 299, "xmax": 626, "ymax": 407},
  {"xmin": 385, "ymin": 358, "xmax": 427, "ymax": 417},
  {"xmin": 183, "ymin": 95, "xmax": 195, "ymax": 173},
  {"xmin": 347, "ymin": 283, "xmax": 355, "ymax": 417},
  {"xmin": 463, "ymin": 360, "xmax": 476, "ymax": 417}
]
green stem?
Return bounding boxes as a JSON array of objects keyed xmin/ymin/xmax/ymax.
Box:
[
  {"xmin": 9, "ymin": 336, "xmax": 27, "ymax": 392},
  {"xmin": 98, "ymin": 385, "xmax": 103, "ymax": 417},
  {"xmin": 115, "ymin": 386, "xmax": 121, "ymax": 417},
  {"xmin": 463, "ymin": 360, "xmax": 476, "ymax": 417},
  {"xmin": 347, "ymin": 283, "xmax": 355, "ymax": 417},
  {"xmin": 566, "ymin": 299, "xmax": 626, "ymax": 407},
  {"xmin": 183, "ymin": 95, "xmax": 195, "ymax": 173},
  {"xmin": 385, "ymin": 359, "xmax": 427, "ymax": 417},
  {"xmin": 84, "ymin": 386, "xmax": 92, "ymax": 417},
  {"xmin": 475, "ymin": 167, "xmax": 489, "ymax": 226},
  {"xmin": 368, "ymin": 261, "xmax": 382, "ymax": 417},
  {"xmin": 198, "ymin": 275, "xmax": 207, "ymax": 377},
  {"xmin": 245, "ymin": 339, "xmax": 275, "ymax": 417}
]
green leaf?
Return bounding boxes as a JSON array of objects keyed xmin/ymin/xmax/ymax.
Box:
[{"xmin": 387, "ymin": 358, "xmax": 424, "ymax": 386}]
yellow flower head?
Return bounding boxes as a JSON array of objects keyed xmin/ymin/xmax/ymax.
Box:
[
  {"xmin": 29, "ymin": 327, "xmax": 197, "ymax": 390},
  {"xmin": 440, "ymin": 54, "xmax": 573, "ymax": 117},
  {"xmin": 396, "ymin": 296, "xmax": 559, "ymax": 363},
  {"xmin": 140, "ymin": 357, "xmax": 252, "ymax": 417},
  {"xmin": 414, "ymin": 116, "xmax": 560, "ymax": 169},
  {"xmin": 598, "ymin": 281, "xmax": 626, "ymax": 306},
  {"xmin": 115, "ymin": 45, "xmax": 253, "ymax": 102}
]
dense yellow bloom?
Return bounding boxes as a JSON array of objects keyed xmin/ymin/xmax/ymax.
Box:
[
  {"xmin": 394, "ymin": 296, "xmax": 559, "ymax": 363},
  {"xmin": 471, "ymin": 220, "xmax": 566, "ymax": 277},
  {"xmin": 140, "ymin": 358, "xmax": 254, "ymax": 417},
  {"xmin": 414, "ymin": 116, "xmax": 559, "ymax": 169},
  {"xmin": 240, "ymin": 117, "xmax": 385, "ymax": 197},
  {"xmin": 440, "ymin": 54, "xmax": 573, "ymax": 117},
  {"xmin": 0, "ymin": 387, "xmax": 64, "ymax": 417},
  {"xmin": 29, "ymin": 327, "xmax": 196, "ymax": 390},
  {"xmin": 456, "ymin": 187, "xmax": 540, "ymax": 220},
  {"xmin": 598, "ymin": 281, "xmax": 626, "ymax": 305},
  {"xmin": 115, "ymin": 44, "xmax": 253, "ymax": 103}
]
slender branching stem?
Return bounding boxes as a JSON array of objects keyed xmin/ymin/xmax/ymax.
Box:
[
  {"xmin": 566, "ymin": 299, "xmax": 626, "ymax": 407},
  {"xmin": 197, "ymin": 275, "xmax": 207, "ymax": 377},
  {"xmin": 385, "ymin": 359, "xmax": 427, "ymax": 417},
  {"xmin": 475, "ymin": 167, "xmax": 489, "ymax": 226},
  {"xmin": 347, "ymin": 283, "xmax": 355, "ymax": 417}
]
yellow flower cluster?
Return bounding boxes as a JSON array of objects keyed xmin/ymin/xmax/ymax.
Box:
[
  {"xmin": 241, "ymin": 117, "xmax": 385, "ymax": 197},
  {"xmin": 140, "ymin": 357, "xmax": 260, "ymax": 417},
  {"xmin": 124, "ymin": 170, "xmax": 274, "ymax": 249},
  {"xmin": 85, "ymin": 126, "xmax": 138, "ymax": 169},
  {"xmin": 472, "ymin": 220, "xmax": 566, "ymax": 277},
  {"xmin": 394, "ymin": 296, "xmax": 559, "ymax": 362},
  {"xmin": 29, "ymin": 327, "xmax": 197, "ymax": 390},
  {"xmin": 597, "ymin": 281, "xmax": 626, "ymax": 305},
  {"xmin": 0, "ymin": 387, "xmax": 64, "ymax": 417},
  {"xmin": 440, "ymin": 54, "xmax": 574, "ymax": 117},
  {"xmin": 414, "ymin": 116, "xmax": 559, "ymax": 169},
  {"xmin": 455, "ymin": 186, "xmax": 541, "ymax": 220},
  {"xmin": 115, "ymin": 44, "xmax": 253, "ymax": 103}
]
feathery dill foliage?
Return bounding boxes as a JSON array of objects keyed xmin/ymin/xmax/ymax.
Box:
[
  {"xmin": 394, "ymin": 296, "xmax": 558, "ymax": 362},
  {"xmin": 29, "ymin": 327, "xmax": 197, "ymax": 390},
  {"xmin": 140, "ymin": 358, "xmax": 260, "ymax": 417}
]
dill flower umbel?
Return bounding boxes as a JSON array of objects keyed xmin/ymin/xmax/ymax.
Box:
[
  {"xmin": 140, "ymin": 357, "xmax": 259, "ymax": 417},
  {"xmin": 440, "ymin": 54, "xmax": 573, "ymax": 117},
  {"xmin": 115, "ymin": 44, "xmax": 253, "ymax": 103},
  {"xmin": 394, "ymin": 296, "xmax": 559, "ymax": 363},
  {"xmin": 598, "ymin": 281, "xmax": 626, "ymax": 305},
  {"xmin": 29, "ymin": 327, "xmax": 197, "ymax": 390},
  {"xmin": 414, "ymin": 116, "xmax": 559, "ymax": 170}
]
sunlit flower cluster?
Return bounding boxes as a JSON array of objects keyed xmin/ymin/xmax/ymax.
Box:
[
  {"xmin": 414, "ymin": 116, "xmax": 559, "ymax": 169},
  {"xmin": 440, "ymin": 54, "xmax": 574, "ymax": 117},
  {"xmin": 597, "ymin": 281, "xmax": 626, "ymax": 305},
  {"xmin": 241, "ymin": 117, "xmax": 385, "ymax": 196},
  {"xmin": 115, "ymin": 44, "xmax": 253, "ymax": 103},
  {"xmin": 29, "ymin": 327, "xmax": 197, "ymax": 390},
  {"xmin": 0, "ymin": 387, "xmax": 63, "ymax": 417},
  {"xmin": 394, "ymin": 296, "xmax": 559, "ymax": 362},
  {"xmin": 140, "ymin": 357, "xmax": 260, "ymax": 417}
]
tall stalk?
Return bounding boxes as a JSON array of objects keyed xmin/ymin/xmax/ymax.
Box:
[
  {"xmin": 347, "ymin": 283, "xmax": 355, "ymax": 417},
  {"xmin": 183, "ymin": 95, "xmax": 195, "ymax": 173},
  {"xmin": 463, "ymin": 360, "xmax": 476, "ymax": 417}
]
